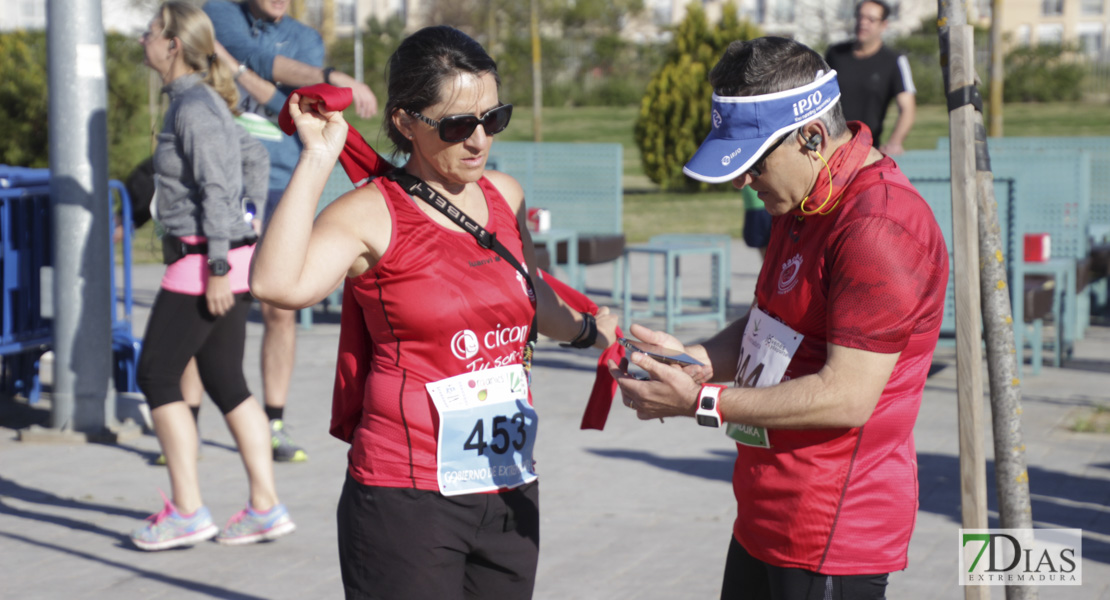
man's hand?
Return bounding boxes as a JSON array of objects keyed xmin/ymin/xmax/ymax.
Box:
[
  {"xmin": 608, "ymin": 351, "xmax": 702, "ymax": 420},
  {"xmin": 213, "ymin": 40, "xmax": 238, "ymax": 72},
  {"xmin": 879, "ymin": 142, "xmax": 905, "ymax": 156},
  {"xmin": 608, "ymin": 323, "xmax": 713, "ymax": 421},
  {"xmin": 206, "ymin": 274, "xmax": 235, "ymax": 317},
  {"xmin": 329, "ymin": 71, "xmax": 378, "ymax": 119},
  {"xmin": 626, "ymin": 323, "xmax": 714, "ymax": 383}
]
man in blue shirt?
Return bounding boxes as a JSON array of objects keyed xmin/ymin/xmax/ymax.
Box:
[{"xmin": 206, "ymin": 0, "xmax": 379, "ymax": 462}]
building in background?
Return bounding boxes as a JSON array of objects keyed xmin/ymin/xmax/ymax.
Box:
[
  {"xmin": 990, "ymin": 0, "xmax": 1109, "ymax": 57},
  {"xmin": 1, "ymin": 0, "xmax": 156, "ymax": 32}
]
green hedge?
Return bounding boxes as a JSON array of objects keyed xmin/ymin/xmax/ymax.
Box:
[
  {"xmin": 0, "ymin": 30, "xmax": 150, "ymax": 179},
  {"xmin": 633, "ymin": 2, "xmax": 761, "ymax": 191}
]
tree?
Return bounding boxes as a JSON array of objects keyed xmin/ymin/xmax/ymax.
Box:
[
  {"xmin": 411, "ymin": 0, "xmax": 652, "ymax": 107},
  {"xmin": 634, "ymin": 2, "xmax": 761, "ymax": 190},
  {"xmin": 327, "ymin": 14, "xmax": 406, "ymax": 86},
  {"xmin": 0, "ymin": 31, "xmax": 49, "ymax": 169},
  {"xmin": 0, "ymin": 30, "xmax": 147, "ymax": 179}
]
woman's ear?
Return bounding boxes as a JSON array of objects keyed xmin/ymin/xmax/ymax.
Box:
[{"xmin": 392, "ymin": 110, "xmax": 414, "ymax": 140}]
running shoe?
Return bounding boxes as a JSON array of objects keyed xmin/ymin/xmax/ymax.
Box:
[
  {"xmin": 270, "ymin": 419, "xmax": 307, "ymax": 462},
  {"xmin": 130, "ymin": 491, "xmax": 218, "ymax": 551},
  {"xmin": 215, "ymin": 502, "xmax": 296, "ymax": 546}
]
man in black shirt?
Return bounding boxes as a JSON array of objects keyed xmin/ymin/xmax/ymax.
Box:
[{"xmin": 825, "ymin": 0, "xmax": 916, "ymax": 155}]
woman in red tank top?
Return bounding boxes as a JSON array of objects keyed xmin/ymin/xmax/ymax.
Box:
[{"xmin": 251, "ymin": 25, "xmax": 617, "ymax": 599}]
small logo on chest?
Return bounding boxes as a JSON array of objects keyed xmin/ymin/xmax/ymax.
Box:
[{"xmin": 777, "ymin": 254, "xmax": 804, "ymax": 294}]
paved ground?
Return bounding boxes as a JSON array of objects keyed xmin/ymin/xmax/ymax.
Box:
[{"xmin": 2, "ymin": 240, "xmax": 1109, "ymax": 599}]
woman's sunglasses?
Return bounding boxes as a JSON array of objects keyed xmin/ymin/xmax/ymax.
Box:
[{"xmin": 407, "ymin": 104, "xmax": 513, "ymax": 143}]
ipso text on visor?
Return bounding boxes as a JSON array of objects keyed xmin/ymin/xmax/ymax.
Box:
[{"xmin": 683, "ymin": 70, "xmax": 841, "ymax": 184}]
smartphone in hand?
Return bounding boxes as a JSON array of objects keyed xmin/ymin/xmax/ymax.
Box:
[{"xmin": 618, "ymin": 337, "xmax": 703, "ymax": 367}]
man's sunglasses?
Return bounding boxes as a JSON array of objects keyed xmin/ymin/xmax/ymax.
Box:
[
  {"xmin": 407, "ymin": 104, "xmax": 513, "ymax": 143},
  {"xmin": 746, "ymin": 129, "xmax": 795, "ymax": 178}
]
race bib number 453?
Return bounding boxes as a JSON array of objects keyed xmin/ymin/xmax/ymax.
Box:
[{"xmin": 426, "ymin": 365, "xmax": 538, "ymax": 496}]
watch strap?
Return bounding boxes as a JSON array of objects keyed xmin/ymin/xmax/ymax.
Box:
[{"xmin": 696, "ymin": 384, "xmax": 725, "ymax": 428}]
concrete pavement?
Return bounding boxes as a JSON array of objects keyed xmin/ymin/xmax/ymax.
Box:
[{"xmin": 1, "ymin": 240, "xmax": 1109, "ymax": 599}]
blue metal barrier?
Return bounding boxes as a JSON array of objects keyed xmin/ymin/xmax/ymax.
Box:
[
  {"xmin": 0, "ymin": 166, "xmax": 142, "ymax": 402},
  {"xmin": 108, "ymin": 181, "xmax": 142, "ymax": 395},
  {"xmin": 0, "ymin": 166, "xmax": 52, "ymax": 402}
]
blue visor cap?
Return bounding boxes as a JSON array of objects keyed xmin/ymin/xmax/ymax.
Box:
[{"xmin": 683, "ymin": 70, "xmax": 841, "ymax": 184}]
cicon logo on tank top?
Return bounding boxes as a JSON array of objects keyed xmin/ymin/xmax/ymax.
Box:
[
  {"xmin": 451, "ymin": 330, "xmax": 480, "ymax": 360},
  {"xmin": 450, "ymin": 324, "xmax": 530, "ymax": 371}
]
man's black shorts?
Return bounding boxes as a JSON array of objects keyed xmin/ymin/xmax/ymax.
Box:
[{"xmin": 721, "ymin": 536, "xmax": 889, "ymax": 600}]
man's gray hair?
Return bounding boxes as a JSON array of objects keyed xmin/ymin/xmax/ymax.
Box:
[{"xmin": 709, "ymin": 37, "xmax": 848, "ymax": 140}]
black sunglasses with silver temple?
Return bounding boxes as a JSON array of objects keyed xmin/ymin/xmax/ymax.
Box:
[{"xmin": 407, "ymin": 104, "xmax": 513, "ymax": 143}]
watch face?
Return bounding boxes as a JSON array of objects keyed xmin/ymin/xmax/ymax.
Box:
[
  {"xmin": 208, "ymin": 259, "xmax": 230, "ymax": 276},
  {"xmin": 696, "ymin": 414, "xmax": 720, "ymax": 428}
]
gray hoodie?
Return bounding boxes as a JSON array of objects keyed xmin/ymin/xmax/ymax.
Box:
[{"xmin": 153, "ymin": 73, "xmax": 267, "ymax": 261}]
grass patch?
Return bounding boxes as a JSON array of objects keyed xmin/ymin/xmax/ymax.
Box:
[
  {"xmin": 1069, "ymin": 403, "xmax": 1110, "ymax": 434},
  {"xmin": 624, "ymin": 190, "xmax": 745, "ymax": 243}
]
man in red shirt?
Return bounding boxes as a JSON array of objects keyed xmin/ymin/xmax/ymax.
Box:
[{"xmin": 611, "ymin": 36, "xmax": 948, "ymax": 599}]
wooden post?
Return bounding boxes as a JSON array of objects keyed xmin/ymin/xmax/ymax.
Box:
[
  {"xmin": 940, "ymin": 3, "xmax": 1037, "ymax": 598},
  {"xmin": 937, "ymin": 8, "xmax": 989, "ymax": 600},
  {"xmin": 321, "ymin": 0, "xmax": 336, "ymax": 50},
  {"xmin": 989, "ymin": 0, "xmax": 1004, "ymax": 137},
  {"xmin": 530, "ymin": 0, "xmax": 542, "ymax": 142}
]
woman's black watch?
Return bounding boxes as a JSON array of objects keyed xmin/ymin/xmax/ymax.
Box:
[{"xmin": 207, "ymin": 258, "xmax": 230, "ymax": 276}]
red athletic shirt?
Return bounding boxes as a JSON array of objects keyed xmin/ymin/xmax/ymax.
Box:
[
  {"xmin": 733, "ymin": 157, "xmax": 948, "ymax": 574},
  {"xmin": 345, "ymin": 176, "xmax": 536, "ymax": 491}
]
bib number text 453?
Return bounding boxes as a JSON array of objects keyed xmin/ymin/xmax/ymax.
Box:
[{"xmin": 463, "ymin": 412, "xmax": 528, "ymax": 456}]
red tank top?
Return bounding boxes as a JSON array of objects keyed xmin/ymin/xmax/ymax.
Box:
[{"xmin": 345, "ymin": 176, "xmax": 536, "ymax": 491}]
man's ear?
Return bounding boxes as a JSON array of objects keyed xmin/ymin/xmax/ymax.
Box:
[{"xmin": 800, "ymin": 122, "xmax": 829, "ymax": 154}]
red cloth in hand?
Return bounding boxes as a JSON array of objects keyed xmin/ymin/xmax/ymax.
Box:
[
  {"xmin": 277, "ymin": 84, "xmax": 391, "ymax": 186},
  {"xmin": 541, "ymin": 272, "xmax": 625, "ymax": 431}
]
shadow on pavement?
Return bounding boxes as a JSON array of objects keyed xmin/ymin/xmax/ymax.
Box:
[
  {"xmin": 585, "ymin": 447, "xmax": 1110, "ymax": 565},
  {"xmin": 917, "ymin": 452, "xmax": 1110, "ymax": 564},
  {"xmin": 587, "ymin": 448, "xmax": 734, "ymax": 483},
  {"xmin": 0, "ymin": 476, "xmax": 150, "ymax": 522},
  {"xmin": 0, "ymin": 531, "xmax": 270, "ymax": 599}
]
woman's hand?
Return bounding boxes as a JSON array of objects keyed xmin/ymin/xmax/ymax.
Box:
[
  {"xmin": 592, "ymin": 306, "xmax": 619, "ymax": 350},
  {"xmin": 205, "ymin": 274, "xmax": 235, "ymax": 317},
  {"xmin": 289, "ymin": 92, "xmax": 348, "ymax": 160}
]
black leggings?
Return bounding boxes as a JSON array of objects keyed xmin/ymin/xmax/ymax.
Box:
[
  {"xmin": 137, "ymin": 289, "xmax": 253, "ymax": 414},
  {"xmin": 720, "ymin": 536, "xmax": 889, "ymax": 600}
]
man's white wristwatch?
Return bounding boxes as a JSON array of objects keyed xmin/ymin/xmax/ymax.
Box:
[{"xmin": 695, "ymin": 384, "xmax": 726, "ymax": 428}]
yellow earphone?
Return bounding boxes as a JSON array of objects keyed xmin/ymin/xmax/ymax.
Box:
[{"xmin": 799, "ymin": 132, "xmax": 843, "ymax": 215}]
